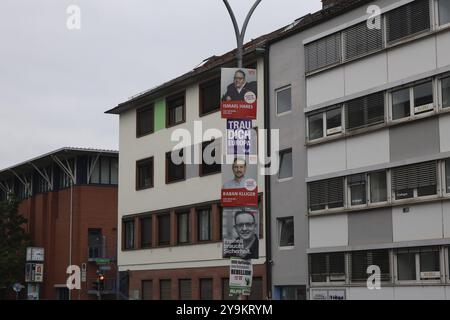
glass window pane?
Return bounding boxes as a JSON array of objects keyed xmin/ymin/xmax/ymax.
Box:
[
  {"xmin": 417, "ymin": 185, "xmax": 437, "ymax": 197},
  {"xmin": 179, "ymin": 279, "xmax": 192, "ymax": 300},
  {"xmin": 101, "ymin": 158, "xmax": 110, "ymax": 184},
  {"xmin": 397, "ymin": 252, "xmax": 416, "ymax": 281},
  {"xmin": 308, "ymin": 113, "xmax": 323, "ymax": 140},
  {"xmin": 349, "ymin": 174, "xmax": 367, "ymax": 206},
  {"xmin": 177, "ymin": 212, "xmax": 189, "ymax": 244},
  {"xmin": 91, "ymin": 159, "xmax": 100, "ymax": 184},
  {"xmin": 414, "ymin": 82, "xmax": 433, "ymax": 110},
  {"xmin": 158, "ymin": 214, "xmax": 170, "ymax": 245},
  {"xmin": 392, "ymin": 88, "xmax": 410, "ymax": 120},
  {"xmin": 326, "ymin": 107, "xmax": 342, "ymax": 134},
  {"xmin": 198, "ymin": 209, "xmax": 211, "ymax": 241},
  {"xmin": 199, "ymin": 279, "xmax": 213, "ymax": 300},
  {"xmin": 277, "ymin": 87, "xmax": 291, "ymax": 114},
  {"xmin": 278, "ymin": 150, "xmax": 293, "ymax": 179},
  {"xmin": 442, "ymin": 77, "xmax": 450, "ymax": 108},
  {"xmin": 439, "ymin": 0, "xmax": 450, "ymax": 25},
  {"xmin": 140, "ymin": 217, "xmax": 152, "ymax": 247},
  {"xmin": 370, "ymin": 171, "xmax": 387, "ymax": 203},
  {"xmin": 420, "ymin": 250, "xmax": 440, "ymax": 272},
  {"xmin": 124, "ymin": 220, "xmax": 134, "ymax": 249},
  {"xmin": 201, "ymin": 80, "xmax": 220, "ymax": 114},
  {"xmin": 446, "ymin": 160, "xmax": 450, "ymax": 193},
  {"xmin": 279, "ymin": 217, "xmax": 294, "ymax": 247},
  {"xmin": 110, "ymin": 158, "xmax": 118, "ymax": 185}
]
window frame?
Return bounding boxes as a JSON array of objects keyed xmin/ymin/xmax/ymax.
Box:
[
  {"xmin": 197, "ymin": 207, "xmax": 212, "ymax": 242},
  {"xmin": 123, "ymin": 218, "xmax": 135, "ymax": 250},
  {"xmin": 136, "ymin": 157, "xmax": 154, "ymax": 191},
  {"xmin": 394, "ymin": 247, "xmax": 443, "ymax": 285},
  {"xmin": 199, "ymin": 139, "xmax": 221, "ymax": 177},
  {"xmin": 308, "ymin": 177, "xmax": 345, "ymax": 214},
  {"xmin": 438, "ymin": 74, "xmax": 450, "ymax": 110},
  {"xmin": 166, "ymin": 150, "xmax": 186, "ymax": 184},
  {"xmin": 309, "ymin": 252, "xmax": 347, "ymax": 285},
  {"xmin": 347, "ymin": 171, "xmax": 389, "ymax": 209},
  {"xmin": 166, "ymin": 92, "xmax": 186, "ymax": 128},
  {"xmin": 199, "ymin": 77, "xmax": 221, "ymax": 117},
  {"xmin": 306, "ymin": 105, "xmax": 344, "ymax": 142},
  {"xmin": 277, "ymin": 216, "xmax": 294, "ymax": 248},
  {"xmin": 140, "ymin": 216, "xmax": 152, "ymax": 248},
  {"xmin": 157, "ymin": 213, "xmax": 171, "ymax": 247},
  {"xmin": 136, "ymin": 103, "xmax": 155, "ymax": 138},
  {"xmin": 437, "ymin": 0, "xmax": 450, "ymax": 28},
  {"xmin": 275, "ymin": 85, "xmax": 292, "ymax": 116},
  {"xmin": 278, "ymin": 148, "xmax": 293, "ymax": 181},
  {"xmin": 176, "ymin": 211, "xmax": 191, "ymax": 245}
]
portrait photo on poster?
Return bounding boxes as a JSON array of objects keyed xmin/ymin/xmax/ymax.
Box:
[
  {"xmin": 221, "ymin": 68, "xmax": 257, "ymax": 119},
  {"xmin": 222, "ymin": 207, "xmax": 259, "ymax": 260}
]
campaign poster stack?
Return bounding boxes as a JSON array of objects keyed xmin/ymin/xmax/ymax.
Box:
[{"xmin": 220, "ymin": 67, "xmax": 259, "ymax": 297}]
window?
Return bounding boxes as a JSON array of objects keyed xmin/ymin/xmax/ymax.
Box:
[
  {"xmin": 58, "ymin": 158, "xmax": 75, "ymax": 188},
  {"xmin": 136, "ymin": 104, "xmax": 154, "ymax": 137},
  {"xmin": 414, "ymin": 81, "xmax": 434, "ymax": 113},
  {"xmin": 345, "ymin": 92, "xmax": 384, "ymax": 131},
  {"xmin": 396, "ymin": 247, "xmax": 441, "ymax": 281},
  {"xmin": 88, "ymin": 228, "xmax": 103, "ymax": 259},
  {"xmin": 446, "ymin": 159, "xmax": 450, "ymax": 193},
  {"xmin": 123, "ymin": 219, "xmax": 135, "ymax": 250},
  {"xmin": 142, "ymin": 280, "xmax": 153, "ymax": 300},
  {"xmin": 178, "ymin": 279, "xmax": 192, "ymax": 300},
  {"xmin": 159, "ymin": 280, "xmax": 172, "ymax": 300},
  {"xmin": 308, "ymin": 177, "xmax": 344, "ymax": 211},
  {"xmin": 278, "ymin": 149, "xmax": 293, "ymax": 180},
  {"xmin": 351, "ymin": 250, "xmax": 390, "ymax": 282},
  {"xmin": 36, "ymin": 166, "xmax": 52, "ymax": 193},
  {"xmin": 343, "ymin": 21, "xmax": 383, "ymax": 61},
  {"xmin": 348, "ymin": 174, "xmax": 367, "ymax": 206},
  {"xmin": 197, "ymin": 208, "xmax": 211, "ymax": 242},
  {"xmin": 111, "ymin": 158, "xmax": 118, "ymax": 185},
  {"xmin": 386, "ymin": 0, "xmax": 430, "ymax": 44},
  {"xmin": 136, "ymin": 157, "xmax": 153, "ymax": 190},
  {"xmin": 199, "ymin": 278, "xmax": 213, "ymax": 300},
  {"xmin": 305, "ymin": 33, "xmax": 341, "ymax": 73},
  {"xmin": 222, "ymin": 278, "xmax": 238, "ymax": 300},
  {"xmin": 439, "ymin": 0, "xmax": 450, "ymax": 25},
  {"xmin": 166, "ymin": 93, "xmax": 185, "ymax": 127},
  {"xmin": 326, "ymin": 106, "xmax": 342, "ymax": 135},
  {"xmin": 369, "ymin": 171, "xmax": 387, "ymax": 203},
  {"xmin": 441, "ymin": 76, "xmax": 450, "ymax": 108},
  {"xmin": 310, "ymin": 252, "xmax": 346, "ymax": 283},
  {"xmin": 200, "ymin": 79, "xmax": 220, "ymax": 115},
  {"xmin": 308, "ymin": 113, "xmax": 324, "ymax": 140},
  {"xmin": 392, "ymin": 161, "xmax": 437, "ymax": 200},
  {"xmin": 140, "ymin": 216, "xmax": 152, "ymax": 248},
  {"xmin": 200, "ymin": 140, "xmax": 221, "ymax": 176},
  {"xmin": 278, "ymin": 217, "xmax": 294, "ymax": 247},
  {"xmin": 157, "ymin": 213, "xmax": 170, "ymax": 246},
  {"xmin": 177, "ymin": 211, "xmax": 190, "ymax": 244},
  {"xmin": 279, "ymin": 286, "xmax": 306, "ymax": 300},
  {"xmin": 392, "ymin": 88, "xmax": 411, "ymax": 120},
  {"xmin": 276, "ymin": 86, "xmax": 291, "ymax": 114},
  {"xmin": 56, "ymin": 288, "xmax": 69, "ymax": 300},
  {"xmin": 248, "ymin": 277, "xmax": 263, "ymax": 300},
  {"xmin": 89, "ymin": 157, "xmax": 117, "ymax": 185},
  {"xmin": 166, "ymin": 150, "xmax": 185, "ymax": 183}
]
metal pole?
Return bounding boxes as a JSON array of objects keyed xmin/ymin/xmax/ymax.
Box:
[
  {"xmin": 69, "ymin": 183, "xmax": 73, "ymax": 300},
  {"xmin": 222, "ymin": 0, "xmax": 262, "ymax": 68}
]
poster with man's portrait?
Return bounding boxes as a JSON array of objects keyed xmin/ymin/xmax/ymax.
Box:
[
  {"xmin": 222, "ymin": 207, "xmax": 259, "ymax": 260},
  {"xmin": 220, "ymin": 68, "xmax": 257, "ymax": 119},
  {"xmin": 221, "ymin": 156, "xmax": 258, "ymax": 207}
]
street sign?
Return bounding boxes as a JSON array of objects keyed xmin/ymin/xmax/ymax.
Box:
[
  {"xmin": 26, "ymin": 247, "xmax": 44, "ymax": 262},
  {"xmin": 94, "ymin": 258, "xmax": 110, "ymax": 264}
]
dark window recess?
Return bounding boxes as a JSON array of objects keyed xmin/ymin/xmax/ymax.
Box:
[
  {"xmin": 167, "ymin": 94, "xmax": 185, "ymax": 127},
  {"xmin": 276, "ymin": 87, "xmax": 292, "ymax": 114},
  {"xmin": 89, "ymin": 157, "xmax": 118, "ymax": 185},
  {"xmin": 392, "ymin": 87, "xmax": 411, "ymax": 120},
  {"xmin": 386, "ymin": 0, "xmax": 430, "ymax": 43},
  {"xmin": 278, "ymin": 149, "xmax": 293, "ymax": 179},
  {"xmin": 305, "ymin": 33, "xmax": 341, "ymax": 73},
  {"xmin": 309, "ymin": 252, "xmax": 345, "ymax": 282},
  {"xmin": 179, "ymin": 279, "xmax": 192, "ymax": 300},
  {"xmin": 392, "ymin": 161, "xmax": 437, "ymax": 199},
  {"xmin": 344, "ymin": 21, "xmax": 383, "ymax": 60},
  {"xmin": 136, "ymin": 158, "xmax": 153, "ymax": 190},
  {"xmin": 308, "ymin": 177, "xmax": 344, "ymax": 211},
  {"xmin": 158, "ymin": 214, "xmax": 171, "ymax": 246},
  {"xmin": 198, "ymin": 208, "xmax": 211, "ymax": 242},
  {"xmin": 160, "ymin": 280, "xmax": 172, "ymax": 300},
  {"xmin": 136, "ymin": 104, "xmax": 154, "ymax": 136},
  {"xmin": 279, "ymin": 217, "xmax": 294, "ymax": 247},
  {"xmin": 200, "ymin": 79, "xmax": 220, "ymax": 115},
  {"xmin": 123, "ymin": 219, "xmax": 135, "ymax": 250},
  {"xmin": 439, "ymin": 0, "xmax": 450, "ymax": 25},
  {"xmin": 345, "ymin": 92, "xmax": 384, "ymax": 131},
  {"xmin": 88, "ymin": 228, "xmax": 103, "ymax": 259},
  {"xmin": 446, "ymin": 159, "xmax": 450, "ymax": 193},
  {"xmin": 308, "ymin": 113, "xmax": 324, "ymax": 140},
  {"xmin": 351, "ymin": 250, "xmax": 390, "ymax": 282},
  {"xmin": 177, "ymin": 211, "xmax": 190, "ymax": 244},
  {"xmin": 397, "ymin": 251, "xmax": 416, "ymax": 281},
  {"xmin": 348, "ymin": 173, "xmax": 367, "ymax": 206},
  {"xmin": 248, "ymin": 277, "xmax": 263, "ymax": 300},
  {"xmin": 326, "ymin": 107, "xmax": 342, "ymax": 135},
  {"xmin": 442, "ymin": 77, "xmax": 450, "ymax": 108},
  {"xmin": 142, "ymin": 280, "xmax": 153, "ymax": 300},
  {"xmin": 201, "ymin": 140, "xmax": 221, "ymax": 175},
  {"xmin": 199, "ymin": 278, "xmax": 213, "ymax": 300},
  {"xmin": 167, "ymin": 150, "xmax": 185, "ymax": 183},
  {"xmin": 414, "ymin": 81, "xmax": 433, "ymax": 110},
  {"xmin": 140, "ymin": 216, "xmax": 152, "ymax": 248}
]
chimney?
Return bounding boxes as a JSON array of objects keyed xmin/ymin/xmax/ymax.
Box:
[{"xmin": 322, "ymin": 0, "xmax": 341, "ymax": 9}]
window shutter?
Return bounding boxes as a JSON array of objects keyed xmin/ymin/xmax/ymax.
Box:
[
  {"xmin": 351, "ymin": 250, "xmax": 390, "ymax": 282},
  {"xmin": 200, "ymin": 279, "xmax": 213, "ymax": 300},
  {"xmin": 249, "ymin": 277, "xmax": 263, "ymax": 300},
  {"xmin": 305, "ymin": 33, "xmax": 341, "ymax": 73},
  {"xmin": 345, "ymin": 92, "xmax": 385, "ymax": 130},
  {"xmin": 142, "ymin": 280, "xmax": 153, "ymax": 300},
  {"xmin": 344, "ymin": 21, "xmax": 383, "ymax": 60},
  {"xmin": 392, "ymin": 161, "xmax": 437, "ymax": 191},
  {"xmin": 386, "ymin": 0, "xmax": 430, "ymax": 43},
  {"xmin": 309, "ymin": 177, "xmax": 344, "ymax": 209},
  {"xmin": 179, "ymin": 280, "xmax": 192, "ymax": 300},
  {"xmin": 160, "ymin": 280, "xmax": 171, "ymax": 300}
]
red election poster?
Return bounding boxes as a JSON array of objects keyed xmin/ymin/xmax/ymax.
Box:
[
  {"xmin": 221, "ymin": 68, "xmax": 257, "ymax": 120},
  {"xmin": 221, "ymin": 156, "xmax": 258, "ymax": 207}
]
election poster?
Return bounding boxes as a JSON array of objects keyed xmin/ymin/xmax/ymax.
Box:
[
  {"xmin": 229, "ymin": 258, "xmax": 253, "ymax": 296},
  {"xmin": 222, "ymin": 207, "xmax": 259, "ymax": 260},
  {"xmin": 226, "ymin": 119, "xmax": 257, "ymax": 156},
  {"xmin": 221, "ymin": 68, "xmax": 257, "ymax": 119}
]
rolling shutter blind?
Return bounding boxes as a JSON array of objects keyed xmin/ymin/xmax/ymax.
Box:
[
  {"xmin": 179, "ymin": 280, "xmax": 192, "ymax": 300},
  {"xmin": 305, "ymin": 33, "xmax": 341, "ymax": 73},
  {"xmin": 309, "ymin": 177, "xmax": 344, "ymax": 209},
  {"xmin": 160, "ymin": 280, "xmax": 171, "ymax": 300},
  {"xmin": 310, "ymin": 253, "xmax": 345, "ymax": 282},
  {"xmin": 345, "ymin": 92, "xmax": 385, "ymax": 130},
  {"xmin": 142, "ymin": 280, "xmax": 153, "ymax": 300},
  {"xmin": 249, "ymin": 277, "xmax": 263, "ymax": 300},
  {"xmin": 392, "ymin": 161, "xmax": 437, "ymax": 191},
  {"xmin": 200, "ymin": 279, "xmax": 213, "ymax": 300},
  {"xmin": 351, "ymin": 250, "xmax": 390, "ymax": 282},
  {"xmin": 344, "ymin": 21, "xmax": 383, "ymax": 60},
  {"xmin": 386, "ymin": 0, "xmax": 430, "ymax": 43}
]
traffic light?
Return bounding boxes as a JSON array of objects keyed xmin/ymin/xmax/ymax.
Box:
[{"xmin": 98, "ymin": 273, "xmax": 105, "ymax": 291}]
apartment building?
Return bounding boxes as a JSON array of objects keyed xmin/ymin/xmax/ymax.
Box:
[
  {"xmin": 0, "ymin": 148, "xmax": 118, "ymax": 300},
  {"xmin": 106, "ymin": 46, "xmax": 268, "ymax": 300},
  {"xmin": 297, "ymin": 0, "xmax": 450, "ymax": 299}
]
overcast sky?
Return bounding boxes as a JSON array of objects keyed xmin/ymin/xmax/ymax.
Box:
[{"xmin": 0, "ymin": 0, "xmax": 322, "ymax": 169}]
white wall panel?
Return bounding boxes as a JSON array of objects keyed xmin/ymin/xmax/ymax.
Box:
[
  {"xmin": 393, "ymin": 286, "xmax": 446, "ymax": 300},
  {"xmin": 437, "ymin": 31, "xmax": 450, "ymax": 68},
  {"xmin": 348, "ymin": 287, "xmax": 394, "ymax": 300},
  {"xmin": 346, "ymin": 129, "xmax": 390, "ymax": 169},
  {"xmin": 306, "ymin": 67, "xmax": 345, "ymax": 107},
  {"xmin": 308, "ymin": 140, "xmax": 346, "ymax": 177},
  {"xmin": 309, "ymin": 214, "xmax": 348, "ymax": 248},
  {"xmin": 439, "ymin": 113, "xmax": 450, "ymax": 153}
]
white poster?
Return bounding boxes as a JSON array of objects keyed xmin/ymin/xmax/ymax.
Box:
[{"xmin": 229, "ymin": 258, "xmax": 253, "ymax": 296}]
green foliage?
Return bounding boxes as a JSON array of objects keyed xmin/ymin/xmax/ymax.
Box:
[{"xmin": 0, "ymin": 197, "xmax": 31, "ymax": 295}]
